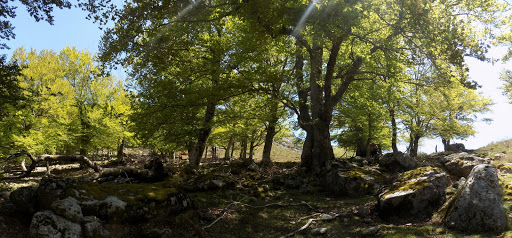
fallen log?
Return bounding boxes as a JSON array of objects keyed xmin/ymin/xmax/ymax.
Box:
[{"xmin": 1, "ymin": 151, "xmax": 159, "ymax": 182}]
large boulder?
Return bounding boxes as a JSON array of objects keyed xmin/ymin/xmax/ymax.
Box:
[
  {"xmin": 378, "ymin": 166, "xmax": 447, "ymax": 219},
  {"xmin": 441, "ymin": 164, "xmax": 508, "ymax": 233},
  {"xmin": 9, "ymin": 186, "xmax": 38, "ymax": 215},
  {"xmin": 379, "ymin": 152, "xmax": 417, "ymax": 172},
  {"xmin": 324, "ymin": 167, "xmax": 382, "ymax": 197},
  {"xmin": 38, "ymin": 177, "xmax": 77, "ymax": 210},
  {"xmin": 83, "ymin": 216, "xmax": 110, "ymax": 238},
  {"xmin": 29, "ymin": 210, "xmax": 82, "ymax": 238},
  {"xmin": 51, "ymin": 197, "xmax": 83, "ymax": 223},
  {"xmin": 445, "ymin": 143, "xmax": 465, "ymax": 152},
  {"xmin": 443, "ymin": 152, "xmax": 489, "ymax": 178},
  {"xmin": 81, "ymin": 196, "xmax": 127, "ymax": 221}
]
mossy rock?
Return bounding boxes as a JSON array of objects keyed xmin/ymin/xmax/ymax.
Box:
[
  {"xmin": 378, "ymin": 166, "xmax": 447, "ymax": 220},
  {"xmin": 324, "ymin": 167, "xmax": 385, "ymax": 197},
  {"xmin": 69, "ymin": 178, "xmax": 191, "ymax": 222}
]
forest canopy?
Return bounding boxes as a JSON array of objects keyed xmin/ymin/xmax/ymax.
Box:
[{"xmin": 0, "ymin": 0, "xmax": 509, "ymax": 173}]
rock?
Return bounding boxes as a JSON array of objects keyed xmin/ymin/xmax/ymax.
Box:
[
  {"xmin": 38, "ymin": 177, "xmax": 77, "ymax": 210},
  {"xmin": 498, "ymin": 163, "xmax": 512, "ymax": 174},
  {"xmin": 311, "ymin": 227, "xmax": 328, "ymax": 236},
  {"xmin": 324, "ymin": 167, "xmax": 382, "ymax": 197},
  {"xmin": 378, "ymin": 166, "xmax": 447, "ymax": 219},
  {"xmin": 29, "ymin": 210, "xmax": 82, "ymax": 238},
  {"xmin": 51, "ymin": 197, "xmax": 83, "ymax": 223},
  {"xmin": 144, "ymin": 157, "xmax": 167, "ymax": 181},
  {"xmin": 441, "ymin": 164, "xmax": 508, "ymax": 233},
  {"xmin": 83, "ymin": 216, "xmax": 109, "ymax": 238},
  {"xmin": 446, "ymin": 143, "xmax": 465, "ymax": 152},
  {"xmin": 362, "ymin": 226, "xmax": 380, "ymax": 236},
  {"xmin": 165, "ymin": 192, "xmax": 193, "ymax": 214},
  {"xmin": 443, "ymin": 152, "xmax": 488, "ymax": 178},
  {"xmin": 211, "ymin": 179, "xmax": 226, "ymax": 188},
  {"xmin": 494, "ymin": 153, "xmax": 506, "ymax": 160},
  {"xmin": 81, "ymin": 196, "xmax": 127, "ymax": 221},
  {"xmin": 9, "ymin": 186, "xmax": 38, "ymax": 215},
  {"xmin": 248, "ymin": 162, "xmax": 259, "ymax": 171},
  {"xmin": 379, "ymin": 152, "xmax": 417, "ymax": 172}
]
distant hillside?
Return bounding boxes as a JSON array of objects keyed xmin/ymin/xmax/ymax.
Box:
[{"xmin": 477, "ymin": 139, "xmax": 512, "ymax": 160}]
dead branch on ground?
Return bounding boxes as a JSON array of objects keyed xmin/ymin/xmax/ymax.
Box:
[{"xmin": 1, "ymin": 151, "xmax": 154, "ymax": 181}]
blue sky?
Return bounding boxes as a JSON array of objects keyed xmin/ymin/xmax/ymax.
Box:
[
  {"xmin": 3, "ymin": 3, "xmax": 102, "ymax": 56},
  {"xmin": 4, "ymin": 3, "xmax": 512, "ymax": 153}
]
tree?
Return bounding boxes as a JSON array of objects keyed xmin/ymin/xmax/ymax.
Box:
[
  {"xmin": 90, "ymin": 0, "xmax": 506, "ymax": 173},
  {"xmin": 240, "ymin": 0, "xmax": 504, "ymax": 172},
  {"xmin": 400, "ymin": 59, "xmax": 491, "ymax": 155},
  {"xmin": 96, "ymin": 0, "xmax": 264, "ymax": 168},
  {"xmin": 501, "ymin": 70, "xmax": 512, "ymax": 102},
  {"xmin": 333, "ymin": 81, "xmax": 391, "ymax": 157},
  {"xmin": 9, "ymin": 46, "xmax": 131, "ymax": 156}
]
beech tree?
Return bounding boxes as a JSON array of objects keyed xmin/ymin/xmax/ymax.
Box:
[
  {"xmin": 8, "ymin": 47, "xmax": 132, "ymax": 156},
  {"xmin": 240, "ymin": 0, "xmax": 504, "ymax": 172},
  {"xmin": 87, "ymin": 0, "xmax": 506, "ymax": 173}
]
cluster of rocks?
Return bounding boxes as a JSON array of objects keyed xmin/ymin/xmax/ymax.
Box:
[
  {"xmin": 324, "ymin": 150, "xmax": 508, "ymax": 235},
  {"xmin": 8, "ymin": 177, "xmax": 192, "ymax": 238}
]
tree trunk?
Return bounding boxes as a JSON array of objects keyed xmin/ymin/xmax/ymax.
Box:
[
  {"xmin": 389, "ymin": 107, "xmax": 399, "ymax": 153},
  {"xmin": 230, "ymin": 143, "xmax": 235, "ymax": 159},
  {"xmin": 261, "ymin": 101, "xmax": 279, "ymax": 166},
  {"xmin": 79, "ymin": 106, "xmax": 89, "ymax": 156},
  {"xmin": 442, "ymin": 138, "xmax": 450, "ymax": 151},
  {"xmin": 239, "ymin": 138, "xmax": 247, "ymax": 161},
  {"xmin": 188, "ymin": 102, "xmax": 216, "ymax": 168},
  {"xmin": 310, "ymin": 119, "xmax": 334, "ymax": 173},
  {"xmin": 410, "ymin": 135, "xmax": 421, "ymax": 157},
  {"xmin": 248, "ymin": 140, "xmax": 255, "ymax": 162},
  {"xmin": 117, "ymin": 139, "xmax": 125, "ymax": 161},
  {"xmin": 224, "ymin": 136, "xmax": 234, "ymax": 160},
  {"xmin": 365, "ymin": 112, "xmax": 373, "ymax": 157}
]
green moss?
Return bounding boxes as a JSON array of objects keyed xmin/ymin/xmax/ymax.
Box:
[
  {"xmin": 381, "ymin": 167, "xmax": 441, "ymax": 198},
  {"xmin": 75, "ymin": 178, "xmax": 179, "ymax": 206},
  {"xmin": 402, "ymin": 166, "xmax": 441, "ymax": 181}
]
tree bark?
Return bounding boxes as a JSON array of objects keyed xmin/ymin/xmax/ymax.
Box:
[
  {"xmin": 248, "ymin": 140, "xmax": 255, "ymax": 163},
  {"xmin": 117, "ymin": 139, "xmax": 125, "ymax": 161},
  {"xmin": 442, "ymin": 138, "xmax": 450, "ymax": 151},
  {"xmin": 293, "ymin": 36, "xmax": 362, "ymax": 174},
  {"xmin": 189, "ymin": 102, "xmax": 216, "ymax": 168},
  {"xmin": 389, "ymin": 106, "xmax": 399, "ymax": 153},
  {"xmin": 224, "ymin": 135, "xmax": 234, "ymax": 160},
  {"xmin": 239, "ymin": 138, "xmax": 247, "ymax": 161},
  {"xmin": 410, "ymin": 135, "xmax": 421, "ymax": 157},
  {"xmin": 261, "ymin": 101, "xmax": 279, "ymax": 166}
]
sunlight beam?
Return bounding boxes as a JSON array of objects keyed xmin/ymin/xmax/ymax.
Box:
[{"xmin": 292, "ymin": 0, "xmax": 320, "ymax": 37}]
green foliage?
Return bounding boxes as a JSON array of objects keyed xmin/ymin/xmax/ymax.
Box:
[
  {"xmin": 334, "ymin": 81, "xmax": 392, "ymax": 153},
  {"xmin": 3, "ymin": 46, "xmax": 132, "ymax": 155},
  {"xmin": 81, "ymin": 0, "xmax": 507, "ymax": 165}
]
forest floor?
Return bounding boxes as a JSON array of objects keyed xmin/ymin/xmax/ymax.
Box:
[{"xmin": 1, "ymin": 147, "xmax": 512, "ymax": 237}]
